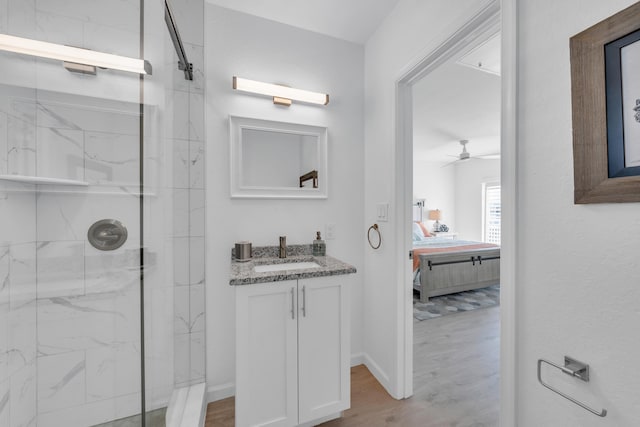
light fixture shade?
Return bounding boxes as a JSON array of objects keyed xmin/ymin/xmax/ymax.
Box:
[
  {"xmin": 0, "ymin": 33, "xmax": 152, "ymax": 75},
  {"xmin": 428, "ymin": 209, "xmax": 442, "ymax": 221},
  {"xmin": 233, "ymin": 76, "xmax": 329, "ymax": 105}
]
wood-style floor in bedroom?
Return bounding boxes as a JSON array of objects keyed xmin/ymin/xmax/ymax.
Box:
[{"xmin": 205, "ymin": 305, "xmax": 500, "ymax": 427}]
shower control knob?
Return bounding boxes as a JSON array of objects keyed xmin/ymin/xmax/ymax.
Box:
[{"xmin": 88, "ymin": 219, "xmax": 128, "ymax": 251}]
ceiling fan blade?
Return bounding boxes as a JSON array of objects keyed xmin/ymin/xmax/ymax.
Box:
[
  {"xmin": 475, "ymin": 152, "xmax": 501, "ymax": 159},
  {"xmin": 442, "ymin": 141, "xmax": 499, "ymax": 164}
]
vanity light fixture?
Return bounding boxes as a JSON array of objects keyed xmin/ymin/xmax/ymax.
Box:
[
  {"xmin": 63, "ymin": 61, "xmax": 97, "ymax": 75},
  {"xmin": 232, "ymin": 76, "xmax": 329, "ymax": 106},
  {"xmin": 0, "ymin": 33, "xmax": 152, "ymax": 76}
]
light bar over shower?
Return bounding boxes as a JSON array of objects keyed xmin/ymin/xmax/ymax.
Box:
[
  {"xmin": 165, "ymin": 0, "xmax": 193, "ymax": 81},
  {"xmin": 0, "ymin": 33, "xmax": 152, "ymax": 75}
]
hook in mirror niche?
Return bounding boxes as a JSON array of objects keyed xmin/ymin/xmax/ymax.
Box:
[{"xmin": 230, "ymin": 116, "xmax": 328, "ymax": 199}]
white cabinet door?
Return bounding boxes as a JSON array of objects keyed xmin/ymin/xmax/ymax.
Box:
[
  {"xmin": 236, "ymin": 280, "xmax": 298, "ymax": 427},
  {"xmin": 297, "ymin": 276, "xmax": 350, "ymax": 424}
]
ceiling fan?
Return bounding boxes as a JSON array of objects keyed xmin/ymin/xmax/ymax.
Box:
[{"xmin": 442, "ymin": 140, "xmax": 500, "ymax": 167}]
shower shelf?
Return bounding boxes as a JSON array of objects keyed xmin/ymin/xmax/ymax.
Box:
[
  {"xmin": 0, "ymin": 174, "xmax": 89, "ymax": 186},
  {"xmin": 0, "ymin": 175, "xmax": 158, "ymax": 197}
]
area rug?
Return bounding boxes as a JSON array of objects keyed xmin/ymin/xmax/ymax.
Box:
[{"xmin": 413, "ymin": 285, "xmax": 500, "ymax": 321}]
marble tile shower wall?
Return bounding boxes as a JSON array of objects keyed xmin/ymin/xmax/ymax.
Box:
[
  {"xmin": 0, "ymin": 90, "xmax": 150, "ymax": 427},
  {"xmin": 170, "ymin": 0, "xmax": 206, "ymax": 389},
  {"xmin": 0, "ymin": 189, "xmax": 38, "ymax": 427}
]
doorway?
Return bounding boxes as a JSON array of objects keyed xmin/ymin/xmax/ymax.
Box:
[
  {"xmin": 393, "ymin": 0, "xmax": 516, "ymax": 424},
  {"xmin": 410, "ymin": 24, "xmax": 501, "ymax": 425}
]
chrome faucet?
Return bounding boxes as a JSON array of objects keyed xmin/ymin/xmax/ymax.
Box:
[{"xmin": 279, "ymin": 236, "xmax": 287, "ymax": 258}]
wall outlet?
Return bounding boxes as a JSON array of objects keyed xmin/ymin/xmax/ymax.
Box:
[
  {"xmin": 376, "ymin": 203, "xmax": 389, "ymax": 222},
  {"xmin": 325, "ymin": 223, "xmax": 336, "ymax": 239}
]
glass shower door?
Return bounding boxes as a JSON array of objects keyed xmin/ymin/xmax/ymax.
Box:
[{"xmin": 0, "ymin": 1, "xmax": 171, "ymax": 426}]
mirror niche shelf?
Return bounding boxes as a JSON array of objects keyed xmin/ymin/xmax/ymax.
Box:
[{"xmin": 229, "ymin": 116, "xmax": 328, "ymax": 199}]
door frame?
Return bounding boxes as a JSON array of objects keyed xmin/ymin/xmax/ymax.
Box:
[{"xmin": 393, "ymin": 0, "xmax": 516, "ymax": 424}]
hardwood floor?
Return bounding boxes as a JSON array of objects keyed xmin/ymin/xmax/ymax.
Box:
[
  {"xmin": 205, "ymin": 306, "xmax": 500, "ymax": 427},
  {"xmin": 205, "ymin": 396, "xmax": 234, "ymax": 427}
]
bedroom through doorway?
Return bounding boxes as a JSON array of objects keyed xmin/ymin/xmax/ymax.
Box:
[{"xmin": 407, "ymin": 18, "xmax": 502, "ymax": 426}]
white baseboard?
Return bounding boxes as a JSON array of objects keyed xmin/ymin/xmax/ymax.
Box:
[
  {"xmin": 363, "ymin": 353, "xmax": 395, "ymax": 398},
  {"xmin": 207, "ymin": 382, "xmax": 235, "ymax": 403},
  {"xmin": 350, "ymin": 352, "xmax": 365, "ymax": 367}
]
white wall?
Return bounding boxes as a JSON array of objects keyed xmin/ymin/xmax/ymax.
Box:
[
  {"xmin": 364, "ymin": 0, "xmax": 494, "ymax": 397},
  {"xmin": 454, "ymin": 159, "xmax": 499, "ymax": 241},
  {"xmin": 516, "ymin": 0, "xmax": 640, "ymax": 425},
  {"xmin": 413, "ymin": 159, "xmax": 500, "ymax": 239},
  {"xmin": 204, "ymin": 5, "xmax": 364, "ymax": 398},
  {"xmin": 413, "ymin": 161, "xmax": 455, "ymax": 231}
]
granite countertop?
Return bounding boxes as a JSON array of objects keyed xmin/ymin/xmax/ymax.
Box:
[{"xmin": 229, "ymin": 244, "xmax": 356, "ymax": 286}]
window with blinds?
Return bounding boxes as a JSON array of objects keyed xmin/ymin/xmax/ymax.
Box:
[{"xmin": 483, "ymin": 183, "xmax": 501, "ymax": 245}]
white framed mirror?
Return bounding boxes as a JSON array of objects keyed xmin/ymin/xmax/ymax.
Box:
[{"xmin": 229, "ymin": 116, "xmax": 328, "ymax": 199}]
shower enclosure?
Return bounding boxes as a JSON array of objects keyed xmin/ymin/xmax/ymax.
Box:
[{"xmin": 0, "ymin": 0, "xmax": 206, "ymax": 426}]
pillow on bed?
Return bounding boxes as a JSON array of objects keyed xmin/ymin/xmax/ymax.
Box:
[
  {"xmin": 416, "ymin": 221, "xmax": 432, "ymax": 237},
  {"xmin": 413, "ymin": 222, "xmax": 433, "ymax": 240},
  {"xmin": 412, "ymin": 222, "xmax": 425, "ymax": 241}
]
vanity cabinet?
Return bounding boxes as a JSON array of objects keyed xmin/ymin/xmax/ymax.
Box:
[{"xmin": 235, "ymin": 275, "xmax": 350, "ymax": 427}]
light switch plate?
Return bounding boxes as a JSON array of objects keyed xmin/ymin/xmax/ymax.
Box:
[
  {"xmin": 376, "ymin": 203, "xmax": 389, "ymax": 222},
  {"xmin": 325, "ymin": 223, "xmax": 336, "ymax": 239}
]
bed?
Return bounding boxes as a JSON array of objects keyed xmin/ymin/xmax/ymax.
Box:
[{"xmin": 412, "ymin": 222, "xmax": 500, "ymax": 302}]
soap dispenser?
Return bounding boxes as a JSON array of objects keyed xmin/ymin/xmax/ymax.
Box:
[{"xmin": 312, "ymin": 231, "xmax": 326, "ymax": 256}]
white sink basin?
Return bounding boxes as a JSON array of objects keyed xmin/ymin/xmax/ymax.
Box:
[{"xmin": 254, "ymin": 261, "xmax": 321, "ymax": 273}]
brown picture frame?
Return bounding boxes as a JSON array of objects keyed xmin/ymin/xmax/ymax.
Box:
[{"xmin": 570, "ymin": 2, "xmax": 640, "ymax": 204}]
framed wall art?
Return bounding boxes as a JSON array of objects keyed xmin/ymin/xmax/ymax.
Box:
[{"xmin": 570, "ymin": 2, "xmax": 640, "ymax": 203}]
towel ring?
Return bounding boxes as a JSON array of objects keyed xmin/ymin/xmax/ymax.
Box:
[
  {"xmin": 537, "ymin": 357, "xmax": 607, "ymax": 417},
  {"xmin": 368, "ymin": 224, "xmax": 381, "ymax": 249}
]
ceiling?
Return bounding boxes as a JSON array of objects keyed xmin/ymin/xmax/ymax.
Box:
[
  {"xmin": 413, "ymin": 33, "xmax": 501, "ymax": 164},
  {"xmin": 205, "ymin": 0, "xmax": 401, "ymax": 44}
]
